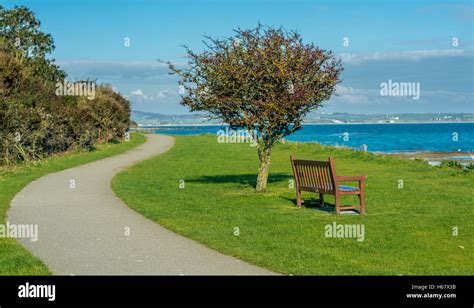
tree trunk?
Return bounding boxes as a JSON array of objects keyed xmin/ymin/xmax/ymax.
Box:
[
  {"xmin": 98, "ymin": 128, "xmax": 102, "ymax": 143},
  {"xmin": 256, "ymin": 147, "xmax": 271, "ymax": 192}
]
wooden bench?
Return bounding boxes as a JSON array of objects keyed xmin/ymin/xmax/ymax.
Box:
[{"xmin": 290, "ymin": 156, "xmax": 366, "ymax": 214}]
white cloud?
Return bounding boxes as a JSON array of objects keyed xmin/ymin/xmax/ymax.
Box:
[
  {"xmin": 57, "ymin": 60, "xmax": 186, "ymax": 81},
  {"xmin": 131, "ymin": 89, "xmax": 146, "ymax": 98},
  {"xmin": 131, "ymin": 89, "xmax": 143, "ymax": 96},
  {"xmin": 158, "ymin": 89, "xmax": 170, "ymax": 98},
  {"xmin": 334, "ymin": 85, "xmax": 370, "ymax": 104},
  {"xmin": 340, "ymin": 49, "xmax": 471, "ymax": 64}
]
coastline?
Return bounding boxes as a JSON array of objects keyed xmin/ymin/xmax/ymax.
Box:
[
  {"xmin": 136, "ymin": 121, "xmax": 474, "ymax": 128},
  {"xmin": 130, "ymin": 124, "xmax": 474, "ymax": 163},
  {"xmin": 381, "ymin": 151, "xmax": 473, "ymax": 163},
  {"xmin": 130, "ymin": 132, "xmax": 473, "ymax": 164}
]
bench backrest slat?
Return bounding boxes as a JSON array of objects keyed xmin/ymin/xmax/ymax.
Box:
[{"xmin": 290, "ymin": 156, "xmax": 337, "ymax": 192}]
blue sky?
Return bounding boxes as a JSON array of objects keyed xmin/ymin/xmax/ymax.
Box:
[{"xmin": 4, "ymin": 0, "xmax": 474, "ymax": 114}]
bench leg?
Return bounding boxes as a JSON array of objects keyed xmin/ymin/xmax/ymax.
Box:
[
  {"xmin": 335, "ymin": 194, "xmax": 341, "ymax": 215},
  {"xmin": 359, "ymin": 192, "xmax": 365, "ymax": 214},
  {"xmin": 319, "ymin": 193, "xmax": 324, "ymax": 206},
  {"xmin": 296, "ymin": 190, "xmax": 302, "ymax": 208}
]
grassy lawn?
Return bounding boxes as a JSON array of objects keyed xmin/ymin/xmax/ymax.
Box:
[
  {"xmin": 113, "ymin": 134, "xmax": 473, "ymax": 275},
  {"xmin": 0, "ymin": 133, "xmax": 146, "ymax": 275}
]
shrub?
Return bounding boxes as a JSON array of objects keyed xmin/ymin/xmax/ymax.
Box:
[{"xmin": 0, "ymin": 6, "xmax": 132, "ymax": 165}]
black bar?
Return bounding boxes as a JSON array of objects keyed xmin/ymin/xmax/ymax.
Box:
[{"xmin": 0, "ymin": 276, "xmax": 472, "ymax": 307}]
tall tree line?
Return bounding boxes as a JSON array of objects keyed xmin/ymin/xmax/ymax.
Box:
[{"xmin": 0, "ymin": 6, "xmax": 130, "ymax": 165}]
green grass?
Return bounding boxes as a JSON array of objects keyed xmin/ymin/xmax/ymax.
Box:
[
  {"xmin": 113, "ymin": 135, "xmax": 473, "ymax": 275},
  {"xmin": 0, "ymin": 133, "xmax": 146, "ymax": 275}
]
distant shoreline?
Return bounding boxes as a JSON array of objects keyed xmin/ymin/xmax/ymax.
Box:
[
  {"xmin": 130, "ymin": 123, "xmax": 474, "ymax": 160},
  {"xmin": 381, "ymin": 151, "xmax": 473, "ymax": 162},
  {"xmin": 136, "ymin": 121, "xmax": 474, "ymax": 127}
]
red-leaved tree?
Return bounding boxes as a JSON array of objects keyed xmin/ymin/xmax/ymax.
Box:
[{"xmin": 165, "ymin": 25, "xmax": 343, "ymax": 191}]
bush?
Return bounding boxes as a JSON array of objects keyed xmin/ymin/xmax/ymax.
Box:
[
  {"xmin": 0, "ymin": 6, "xmax": 132, "ymax": 165},
  {"xmin": 439, "ymin": 160, "xmax": 472, "ymax": 174}
]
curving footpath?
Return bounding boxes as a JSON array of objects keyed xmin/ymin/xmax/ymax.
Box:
[{"xmin": 8, "ymin": 134, "xmax": 275, "ymax": 275}]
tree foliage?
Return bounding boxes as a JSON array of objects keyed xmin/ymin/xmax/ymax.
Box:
[
  {"xmin": 166, "ymin": 25, "xmax": 343, "ymax": 191},
  {"xmin": 0, "ymin": 6, "xmax": 130, "ymax": 165}
]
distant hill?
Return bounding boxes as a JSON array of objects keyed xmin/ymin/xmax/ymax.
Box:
[
  {"xmin": 131, "ymin": 111, "xmax": 221, "ymax": 125},
  {"xmin": 303, "ymin": 112, "xmax": 474, "ymax": 124},
  {"xmin": 132, "ymin": 110, "xmax": 474, "ymax": 125}
]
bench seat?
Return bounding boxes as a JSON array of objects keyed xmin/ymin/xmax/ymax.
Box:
[
  {"xmin": 290, "ymin": 156, "xmax": 367, "ymax": 214},
  {"xmin": 338, "ymin": 185, "xmax": 359, "ymax": 192}
]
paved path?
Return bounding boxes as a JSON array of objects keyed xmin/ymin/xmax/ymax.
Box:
[{"xmin": 8, "ymin": 134, "xmax": 275, "ymax": 275}]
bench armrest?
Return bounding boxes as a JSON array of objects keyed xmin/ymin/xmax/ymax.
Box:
[{"xmin": 337, "ymin": 175, "xmax": 367, "ymax": 182}]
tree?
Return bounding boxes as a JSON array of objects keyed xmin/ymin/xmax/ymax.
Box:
[
  {"xmin": 78, "ymin": 85, "xmax": 131, "ymax": 143},
  {"xmin": 0, "ymin": 5, "xmax": 65, "ymax": 82},
  {"xmin": 0, "ymin": 5, "xmax": 130, "ymax": 165},
  {"xmin": 165, "ymin": 25, "xmax": 343, "ymax": 191},
  {"xmin": 0, "ymin": 5, "xmax": 54, "ymax": 58}
]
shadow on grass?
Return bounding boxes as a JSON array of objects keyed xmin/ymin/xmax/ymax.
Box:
[
  {"xmin": 187, "ymin": 172, "xmax": 291, "ymax": 187},
  {"xmin": 281, "ymin": 196, "xmax": 335, "ymax": 213}
]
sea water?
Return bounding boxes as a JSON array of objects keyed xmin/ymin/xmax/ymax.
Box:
[{"xmin": 150, "ymin": 123, "xmax": 474, "ymax": 154}]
